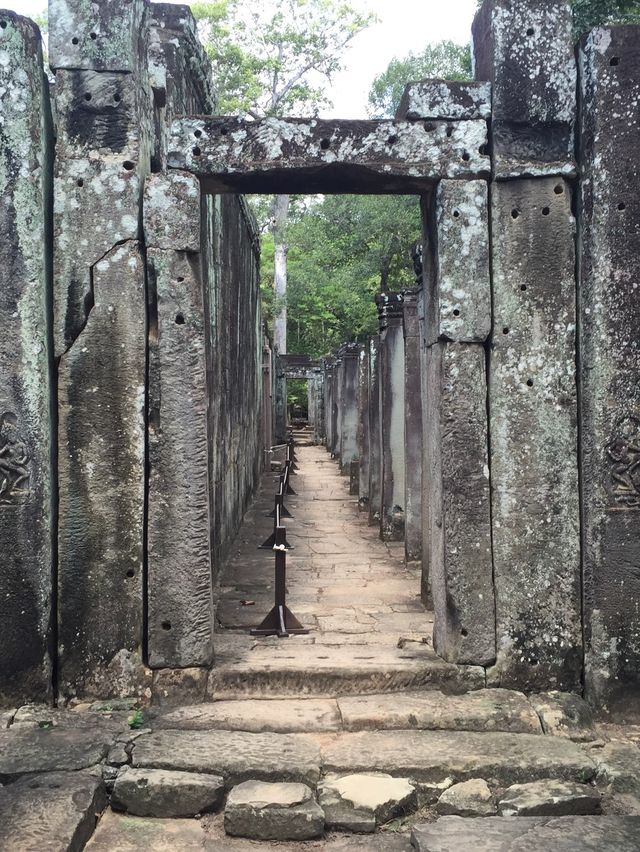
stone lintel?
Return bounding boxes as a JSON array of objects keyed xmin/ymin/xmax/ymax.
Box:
[
  {"xmin": 397, "ymin": 80, "xmax": 492, "ymax": 121},
  {"xmin": 376, "ymin": 292, "xmax": 404, "ymax": 330},
  {"xmin": 168, "ymin": 117, "xmax": 490, "ymax": 194}
]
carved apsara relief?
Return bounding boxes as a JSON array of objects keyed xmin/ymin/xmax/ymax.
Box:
[
  {"xmin": 0, "ymin": 412, "xmax": 30, "ymax": 504},
  {"xmin": 606, "ymin": 416, "xmax": 640, "ymax": 509}
]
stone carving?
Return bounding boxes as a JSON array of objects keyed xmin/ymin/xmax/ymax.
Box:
[
  {"xmin": 606, "ymin": 417, "xmax": 640, "ymax": 509},
  {"xmin": 0, "ymin": 412, "xmax": 30, "ymax": 504}
]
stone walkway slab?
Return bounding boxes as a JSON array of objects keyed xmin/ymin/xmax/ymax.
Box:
[
  {"xmin": 132, "ymin": 729, "xmax": 321, "ymax": 787},
  {"xmin": 0, "ymin": 726, "xmax": 113, "ymax": 782},
  {"xmin": 321, "ymin": 730, "xmax": 595, "ymax": 787},
  {"xmin": 153, "ymin": 698, "xmax": 341, "ymax": 733},
  {"xmin": 411, "ymin": 815, "xmax": 640, "ymax": 851},
  {"xmin": 86, "ymin": 811, "xmax": 206, "ymax": 851},
  {"xmin": 338, "ymin": 689, "xmax": 541, "ymax": 734},
  {"xmin": 0, "ymin": 770, "xmax": 106, "ymax": 851}
]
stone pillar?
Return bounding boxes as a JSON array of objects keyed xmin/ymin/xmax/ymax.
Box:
[
  {"xmin": 338, "ymin": 344, "xmax": 360, "ymax": 474},
  {"xmin": 144, "ymin": 172, "xmax": 213, "ymax": 669},
  {"xmin": 307, "ymin": 379, "xmax": 316, "ymax": 429},
  {"xmin": 357, "ymin": 344, "xmax": 371, "ymax": 510},
  {"xmin": 402, "ymin": 290, "xmax": 423, "ymax": 563},
  {"xmin": 368, "ymin": 336, "xmax": 382, "ymax": 526},
  {"xmin": 330, "ymin": 358, "xmax": 341, "ymax": 458},
  {"xmin": 0, "ymin": 13, "xmax": 53, "ymax": 704},
  {"xmin": 262, "ymin": 338, "xmax": 274, "ymax": 454},
  {"xmin": 53, "ymin": 0, "xmax": 152, "ymax": 698},
  {"xmin": 324, "ymin": 359, "xmax": 335, "ymax": 451},
  {"xmin": 422, "ymin": 183, "xmax": 495, "ymax": 666},
  {"xmin": 473, "ymin": 0, "xmax": 582, "ymax": 691},
  {"xmin": 579, "ymin": 26, "xmax": 640, "ymax": 708},
  {"xmin": 313, "ymin": 370, "xmax": 325, "ymax": 443},
  {"xmin": 274, "ymin": 372, "xmax": 287, "ymax": 444},
  {"xmin": 377, "ymin": 294, "xmax": 406, "ymax": 541}
]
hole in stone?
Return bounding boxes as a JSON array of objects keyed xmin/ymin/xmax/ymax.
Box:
[
  {"xmin": 446, "ymin": 126, "xmax": 453, "ymax": 138},
  {"xmin": 511, "ymin": 209, "xmax": 520, "ymax": 219},
  {"xmin": 220, "ymin": 127, "xmax": 228, "ymax": 135},
  {"xmin": 526, "ymin": 378, "xmax": 534, "ymax": 387},
  {"xmin": 175, "ymin": 313, "xmax": 185, "ymax": 325},
  {"xmin": 462, "ymin": 152, "xmax": 470, "ymax": 162},
  {"xmin": 542, "ymin": 206, "xmax": 550, "ymax": 216},
  {"xmin": 76, "ymin": 178, "xmax": 84, "ymax": 187},
  {"xmin": 113, "ymin": 93, "xmax": 121, "ymax": 103},
  {"xmin": 453, "ymin": 210, "xmax": 460, "ymax": 218},
  {"xmin": 320, "ymin": 138, "xmax": 331, "ymax": 150},
  {"xmin": 176, "ymin": 276, "xmax": 185, "ymax": 283},
  {"xmin": 423, "ymin": 122, "xmax": 436, "ymax": 132},
  {"xmin": 0, "ymin": 20, "xmax": 6, "ymax": 29},
  {"xmin": 526, "ymin": 27, "xmax": 534, "ymax": 35},
  {"xmin": 521, "ymin": 284, "xmax": 527, "ymax": 291},
  {"xmin": 479, "ymin": 143, "xmax": 489, "ymax": 155},
  {"xmin": 84, "ymin": 92, "xmax": 92, "ymax": 101},
  {"xmin": 461, "ymin": 628, "xmax": 468, "ymax": 637},
  {"xmin": 161, "ymin": 620, "xmax": 172, "ymax": 631},
  {"xmin": 554, "ymin": 185, "xmax": 564, "ymax": 195},
  {"xmin": 453, "ymin": 309, "xmax": 461, "ymax": 317},
  {"xmin": 90, "ymin": 32, "xmax": 97, "ymax": 40},
  {"xmin": 610, "ymin": 56, "xmax": 620, "ymax": 66},
  {"xmin": 194, "ymin": 129, "xmax": 202, "ymax": 138},
  {"xmin": 503, "ymin": 327, "xmax": 510, "ymax": 335},
  {"xmin": 192, "ymin": 146, "xmax": 201, "ymax": 157},
  {"xmin": 126, "ymin": 569, "xmax": 135, "ymax": 578},
  {"xmin": 387, "ymin": 134, "xmax": 398, "ymax": 145},
  {"xmin": 122, "ymin": 160, "xmax": 135, "ymax": 171},
  {"xmin": 71, "ymin": 36, "xmax": 79, "ymax": 44},
  {"xmin": 618, "ymin": 202, "xmax": 626, "ymax": 211}
]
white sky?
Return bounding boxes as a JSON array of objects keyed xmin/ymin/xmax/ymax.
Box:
[{"xmin": 6, "ymin": 0, "xmax": 478, "ymax": 116}]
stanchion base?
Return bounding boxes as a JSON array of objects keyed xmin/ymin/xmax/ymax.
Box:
[{"xmin": 251, "ymin": 605, "xmax": 310, "ymax": 638}]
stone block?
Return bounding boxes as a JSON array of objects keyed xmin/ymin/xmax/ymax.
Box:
[
  {"xmin": 530, "ymin": 692, "xmax": 597, "ymax": 742},
  {"xmin": 224, "ymin": 780, "xmax": 324, "ymax": 840},
  {"xmin": 319, "ymin": 773, "xmax": 416, "ymax": 832},
  {"xmin": 488, "ymin": 177, "xmax": 581, "ymax": 691},
  {"xmin": 144, "ymin": 172, "xmax": 200, "ymax": 251},
  {"xmin": 412, "ymin": 816, "xmax": 640, "ymax": 852},
  {"xmin": 132, "ymin": 729, "xmax": 322, "ymax": 788},
  {"xmin": 84, "ymin": 809, "xmax": 208, "ymax": 850},
  {"xmin": 498, "ymin": 779, "xmax": 601, "ymax": 817},
  {"xmin": 426, "ymin": 343, "xmax": 495, "ymax": 666},
  {"xmin": 397, "ymin": 80, "xmax": 492, "ymax": 121},
  {"xmin": 426, "ymin": 180, "xmax": 491, "ymax": 345},
  {"xmin": 0, "ymin": 12, "xmax": 53, "ymax": 704},
  {"xmin": 472, "ymin": 0, "xmax": 576, "ymax": 176},
  {"xmin": 368, "ymin": 337, "xmax": 382, "ymax": 525},
  {"xmin": 112, "ymin": 766, "xmax": 224, "ymax": 817},
  {"xmin": 49, "ymin": 0, "xmax": 147, "ymax": 72},
  {"xmin": 594, "ymin": 742, "xmax": 640, "ymax": 798},
  {"xmin": 0, "ymin": 771, "xmax": 106, "ymax": 851},
  {"xmin": 357, "ymin": 345, "xmax": 370, "ymax": 507},
  {"xmin": 153, "ymin": 698, "xmax": 341, "ymax": 733},
  {"xmin": 0, "ymin": 726, "xmax": 111, "ymax": 781},
  {"xmin": 168, "ymin": 116, "xmax": 490, "ymax": 193},
  {"xmin": 151, "ymin": 667, "xmax": 209, "ymax": 706},
  {"xmin": 52, "ymin": 156, "xmax": 146, "ymax": 358},
  {"xmin": 338, "ymin": 344, "xmax": 360, "ymax": 472},
  {"xmin": 57, "ymin": 242, "xmax": 146, "ymax": 699},
  {"xmin": 578, "ymin": 26, "xmax": 640, "ymax": 709},
  {"xmin": 147, "ymin": 249, "xmax": 213, "ymax": 668},
  {"xmin": 436, "ymin": 779, "xmax": 495, "ymax": 816}
]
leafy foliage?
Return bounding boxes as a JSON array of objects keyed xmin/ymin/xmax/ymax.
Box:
[
  {"xmin": 571, "ymin": 0, "xmax": 640, "ymax": 36},
  {"xmin": 368, "ymin": 41, "xmax": 472, "ymax": 118}
]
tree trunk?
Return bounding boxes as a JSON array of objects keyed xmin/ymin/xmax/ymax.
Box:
[{"xmin": 272, "ymin": 193, "xmax": 290, "ymax": 354}]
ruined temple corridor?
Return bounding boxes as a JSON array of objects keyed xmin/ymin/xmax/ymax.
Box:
[{"xmin": 210, "ymin": 430, "xmax": 480, "ymax": 698}]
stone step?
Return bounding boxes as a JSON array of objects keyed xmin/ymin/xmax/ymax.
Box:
[
  {"xmin": 130, "ymin": 728, "xmax": 595, "ymax": 795},
  {"xmin": 209, "ymin": 643, "xmax": 484, "ymax": 698},
  {"xmin": 152, "ymin": 689, "xmax": 544, "ymax": 735},
  {"xmin": 411, "ymin": 815, "xmax": 640, "ymax": 851}
]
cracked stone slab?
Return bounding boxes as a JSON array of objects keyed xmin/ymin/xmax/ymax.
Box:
[
  {"xmin": 112, "ymin": 766, "xmax": 224, "ymax": 817},
  {"xmin": 132, "ymin": 730, "xmax": 321, "ymax": 788},
  {"xmin": 338, "ymin": 689, "xmax": 541, "ymax": 734},
  {"xmin": 0, "ymin": 770, "xmax": 107, "ymax": 851},
  {"xmin": 224, "ymin": 780, "xmax": 324, "ymax": 840},
  {"xmin": 412, "ymin": 815, "xmax": 640, "ymax": 851},
  {"xmin": 321, "ymin": 731, "xmax": 595, "ymax": 787},
  {"xmin": 168, "ymin": 116, "xmax": 490, "ymax": 193},
  {"xmin": 153, "ymin": 699, "xmax": 341, "ymax": 733},
  {"xmin": 319, "ymin": 773, "xmax": 416, "ymax": 832},
  {"xmin": 498, "ymin": 779, "xmax": 601, "ymax": 817},
  {"xmin": 436, "ymin": 779, "xmax": 496, "ymax": 816},
  {"xmin": 0, "ymin": 726, "xmax": 113, "ymax": 782},
  {"xmin": 530, "ymin": 692, "xmax": 597, "ymax": 741}
]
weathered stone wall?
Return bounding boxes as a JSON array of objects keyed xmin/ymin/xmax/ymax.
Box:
[{"xmin": 0, "ymin": 12, "xmax": 53, "ymax": 704}]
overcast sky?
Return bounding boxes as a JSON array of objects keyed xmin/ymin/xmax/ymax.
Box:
[{"xmin": 7, "ymin": 0, "xmax": 478, "ymax": 116}]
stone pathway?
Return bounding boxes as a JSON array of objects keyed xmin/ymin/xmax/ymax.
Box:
[{"xmin": 1, "ymin": 435, "xmax": 640, "ymax": 849}]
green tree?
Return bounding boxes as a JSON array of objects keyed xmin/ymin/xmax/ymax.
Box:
[
  {"xmin": 571, "ymin": 0, "xmax": 640, "ymax": 36},
  {"xmin": 193, "ymin": 0, "xmax": 375, "ymax": 355},
  {"xmin": 368, "ymin": 41, "xmax": 472, "ymax": 118}
]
